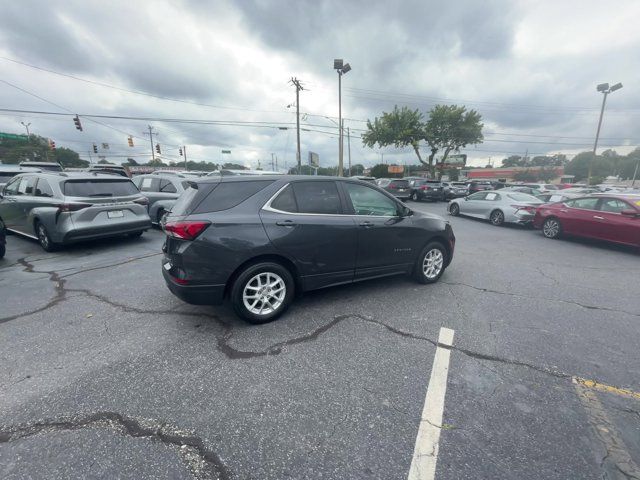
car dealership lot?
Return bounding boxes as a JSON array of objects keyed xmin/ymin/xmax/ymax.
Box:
[{"xmin": 1, "ymin": 202, "xmax": 639, "ymax": 479}]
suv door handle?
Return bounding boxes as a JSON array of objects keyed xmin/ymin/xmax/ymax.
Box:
[
  {"xmin": 359, "ymin": 221, "xmax": 374, "ymax": 228},
  {"xmin": 276, "ymin": 219, "xmax": 296, "ymax": 227},
  {"xmin": 593, "ymin": 215, "xmax": 604, "ymax": 220}
]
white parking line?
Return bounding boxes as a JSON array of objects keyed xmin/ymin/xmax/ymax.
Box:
[{"xmin": 408, "ymin": 327, "xmax": 455, "ymax": 480}]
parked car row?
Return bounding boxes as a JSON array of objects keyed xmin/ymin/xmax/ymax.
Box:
[{"xmin": 447, "ymin": 188, "xmax": 640, "ymax": 249}]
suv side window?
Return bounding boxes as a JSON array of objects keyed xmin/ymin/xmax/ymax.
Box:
[
  {"xmin": 160, "ymin": 179, "xmax": 177, "ymax": 193},
  {"xmin": 193, "ymin": 180, "xmax": 274, "ymax": 214},
  {"xmin": 344, "ymin": 182, "xmax": 398, "ymax": 216},
  {"xmin": 139, "ymin": 177, "xmax": 160, "ymax": 192},
  {"xmin": 270, "ymin": 185, "xmax": 298, "ymax": 213},
  {"xmin": 18, "ymin": 176, "xmax": 37, "ymax": 195},
  {"xmin": 35, "ymin": 179, "xmax": 54, "ymax": 197},
  {"xmin": 291, "ymin": 181, "xmax": 341, "ymax": 214},
  {"xmin": 3, "ymin": 177, "xmax": 21, "ymax": 195}
]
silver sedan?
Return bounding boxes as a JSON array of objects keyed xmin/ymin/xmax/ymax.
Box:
[{"xmin": 448, "ymin": 190, "xmax": 543, "ymax": 226}]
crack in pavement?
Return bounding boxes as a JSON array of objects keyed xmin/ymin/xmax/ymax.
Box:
[
  {"xmin": 0, "ymin": 255, "xmax": 214, "ymax": 324},
  {"xmin": 442, "ymin": 281, "xmax": 640, "ymax": 318},
  {"xmin": 0, "ymin": 411, "xmax": 231, "ymax": 480}
]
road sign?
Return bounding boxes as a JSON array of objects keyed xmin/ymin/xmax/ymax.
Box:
[
  {"xmin": 0, "ymin": 132, "xmax": 28, "ymax": 141},
  {"xmin": 388, "ymin": 165, "xmax": 404, "ymax": 174},
  {"xmin": 437, "ymin": 154, "xmax": 467, "ymax": 168},
  {"xmin": 221, "ymin": 150, "xmax": 231, "ymax": 154},
  {"xmin": 308, "ymin": 151, "xmax": 319, "ymax": 167}
]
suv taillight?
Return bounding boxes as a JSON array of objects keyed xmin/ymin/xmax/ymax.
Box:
[
  {"xmin": 420, "ymin": 185, "xmax": 430, "ymax": 190},
  {"xmin": 58, "ymin": 202, "xmax": 92, "ymax": 212},
  {"xmin": 163, "ymin": 220, "xmax": 210, "ymax": 240}
]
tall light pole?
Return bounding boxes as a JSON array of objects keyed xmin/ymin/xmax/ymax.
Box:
[
  {"xmin": 334, "ymin": 59, "xmax": 351, "ymax": 177},
  {"xmin": 588, "ymin": 82, "xmax": 622, "ymax": 185},
  {"xmin": 20, "ymin": 122, "xmax": 31, "ymax": 137}
]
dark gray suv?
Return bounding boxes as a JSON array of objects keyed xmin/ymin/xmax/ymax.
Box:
[
  {"xmin": 161, "ymin": 176, "xmax": 455, "ymax": 323},
  {"xmin": 0, "ymin": 172, "xmax": 151, "ymax": 251}
]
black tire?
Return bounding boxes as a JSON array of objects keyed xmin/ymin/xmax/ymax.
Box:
[
  {"xmin": 542, "ymin": 217, "xmax": 562, "ymax": 239},
  {"xmin": 413, "ymin": 242, "xmax": 447, "ymax": 284},
  {"xmin": 127, "ymin": 231, "xmax": 144, "ymax": 239},
  {"xmin": 449, "ymin": 203, "xmax": 460, "ymax": 216},
  {"xmin": 230, "ymin": 262, "xmax": 295, "ymax": 324},
  {"xmin": 410, "ymin": 192, "xmax": 419, "ymax": 202},
  {"xmin": 0, "ymin": 243, "xmax": 5, "ymax": 259},
  {"xmin": 490, "ymin": 209, "xmax": 505, "ymax": 226},
  {"xmin": 35, "ymin": 221, "xmax": 57, "ymax": 252}
]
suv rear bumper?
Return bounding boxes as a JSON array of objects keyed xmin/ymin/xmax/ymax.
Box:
[
  {"xmin": 162, "ymin": 266, "xmax": 225, "ymax": 305},
  {"xmin": 62, "ymin": 219, "xmax": 151, "ymax": 243}
]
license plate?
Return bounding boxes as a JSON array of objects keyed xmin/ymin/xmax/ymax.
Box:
[{"xmin": 107, "ymin": 210, "xmax": 124, "ymax": 218}]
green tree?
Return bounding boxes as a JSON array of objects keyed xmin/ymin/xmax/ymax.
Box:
[
  {"xmin": 362, "ymin": 106, "xmax": 426, "ymax": 163},
  {"xmin": 350, "ymin": 163, "xmax": 365, "ymax": 175},
  {"xmin": 123, "ymin": 158, "xmax": 139, "ymax": 166},
  {"xmin": 222, "ymin": 163, "xmax": 247, "ymax": 170},
  {"xmin": 501, "ymin": 155, "xmax": 522, "ymax": 167},
  {"xmin": 424, "ymin": 105, "xmax": 484, "ymax": 169},
  {"xmin": 565, "ymin": 151, "xmax": 614, "ymax": 182},
  {"xmin": 147, "ymin": 158, "xmax": 166, "ymax": 167},
  {"xmin": 362, "ymin": 104, "xmax": 483, "ymax": 174},
  {"xmin": 55, "ymin": 147, "xmax": 89, "ymax": 168},
  {"xmin": 369, "ymin": 163, "xmax": 391, "ymax": 178}
]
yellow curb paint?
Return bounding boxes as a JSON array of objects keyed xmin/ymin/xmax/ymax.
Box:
[{"xmin": 573, "ymin": 377, "xmax": 640, "ymax": 401}]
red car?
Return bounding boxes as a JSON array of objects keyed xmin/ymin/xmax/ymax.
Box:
[{"xmin": 533, "ymin": 194, "xmax": 640, "ymax": 248}]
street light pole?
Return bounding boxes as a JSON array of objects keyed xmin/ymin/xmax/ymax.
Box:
[
  {"xmin": 588, "ymin": 82, "xmax": 622, "ymax": 185},
  {"xmin": 334, "ymin": 59, "xmax": 351, "ymax": 177},
  {"xmin": 20, "ymin": 122, "xmax": 31, "ymax": 137}
]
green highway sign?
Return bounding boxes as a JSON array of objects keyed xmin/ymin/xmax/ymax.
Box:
[{"xmin": 0, "ymin": 132, "xmax": 28, "ymax": 141}]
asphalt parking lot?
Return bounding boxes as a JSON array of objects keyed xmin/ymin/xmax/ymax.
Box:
[{"xmin": 1, "ymin": 201, "xmax": 639, "ymax": 480}]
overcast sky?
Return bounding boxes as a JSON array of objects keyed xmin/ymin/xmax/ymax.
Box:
[{"xmin": 1, "ymin": 0, "xmax": 639, "ymax": 169}]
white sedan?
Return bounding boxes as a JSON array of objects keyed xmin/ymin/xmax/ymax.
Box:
[{"xmin": 448, "ymin": 190, "xmax": 544, "ymax": 226}]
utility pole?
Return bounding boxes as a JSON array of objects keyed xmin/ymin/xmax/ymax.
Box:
[
  {"xmin": 183, "ymin": 145, "xmax": 187, "ymax": 170},
  {"xmin": 271, "ymin": 152, "xmax": 275, "ymax": 171},
  {"xmin": 290, "ymin": 78, "xmax": 304, "ymax": 174},
  {"xmin": 88, "ymin": 149, "xmax": 93, "ymax": 165},
  {"xmin": 632, "ymin": 157, "xmax": 639, "ymax": 187},
  {"xmin": 145, "ymin": 125, "xmax": 156, "ymax": 161},
  {"xmin": 347, "ymin": 125, "xmax": 352, "ymax": 177}
]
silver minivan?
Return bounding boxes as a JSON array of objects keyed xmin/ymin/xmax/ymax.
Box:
[{"xmin": 0, "ymin": 172, "xmax": 152, "ymax": 251}]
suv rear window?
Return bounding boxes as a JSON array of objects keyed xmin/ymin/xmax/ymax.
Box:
[
  {"xmin": 192, "ymin": 180, "xmax": 273, "ymax": 214},
  {"xmin": 389, "ymin": 180, "xmax": 409, "ymax": 187},
  {"xmin": 63, "ymin": 179, "xmax": 139, "ymax": 197}
]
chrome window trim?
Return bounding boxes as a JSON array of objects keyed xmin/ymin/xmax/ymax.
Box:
[{"xmin": 261, "ymin": 182, "xmax": 398, "ymax": 218}]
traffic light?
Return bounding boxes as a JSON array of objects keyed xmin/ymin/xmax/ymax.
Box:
[
  {"xmin": 155, "ymin": 144, "xmax": 161, "ymax": 154},
  {"xmin": 73, "ymin": 115, "xmax": 83, "ymax": 131},
  {"xmin": 49, "ymin": 140, "xmax": 56, "ymax": 151},
  {"xmin": 92, "ymin": 143, "xmax": 98, "ymax": 153},
  {"xmin": 127, "ymin": 136, "xmax": 134, "ymax": 147},
  {"xmin": 179, "ymin": 147, "xmax": 183, "ymax": 156}
]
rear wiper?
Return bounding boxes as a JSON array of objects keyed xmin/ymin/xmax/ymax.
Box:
[{"xmin": 88, "ymin": 193, "xmax": 113, "ymax": 197}]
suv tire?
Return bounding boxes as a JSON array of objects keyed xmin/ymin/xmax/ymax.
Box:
[
  {"xmin": 413, "ymin": 242, "xmax": 447, "ymax": 284},
  {"xmin": 231, "ymin": 262, "xmax": 295, "ymax": 324},
  {"xmin": 35, "ymin": 221, "xmax": 57, "ymax": 252}
]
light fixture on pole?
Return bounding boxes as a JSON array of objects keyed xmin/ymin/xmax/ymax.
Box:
[
  {"xmin": 334, "ymin": 59, "xmax": 351, "ymax": 177},
  {"xmin": 588, "ymin": 82, "xmax": 623, "ymax": 185}
]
